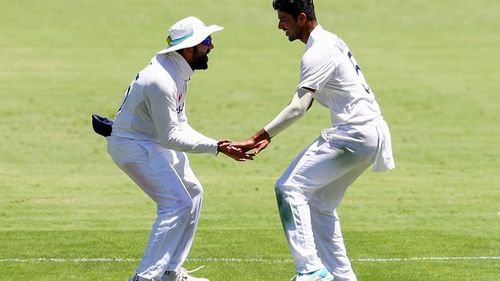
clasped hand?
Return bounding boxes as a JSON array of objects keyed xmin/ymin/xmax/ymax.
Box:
[{"xmin": 217, "ymin": 130, "xmax": 271, "ymax": 161}]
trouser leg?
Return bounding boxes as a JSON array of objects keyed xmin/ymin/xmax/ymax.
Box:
[
  {"xmin": 108, "ymin": 140, "xmax": 203, "ymax": 280},
  {"xmin": 275, "ymin": 133, "xmax": 376, "ymax": 276},
  {"xmin": 136, "ymin": 202, "xmax": 194, "ymax": 279},
  {"xmin": 276, "ymin": 186, "xmax": 324, "ymax": 273},
  {"xmin": 310, "ymin": 164, "xmax": 370, "ymax": 281},
  {"xmin": 165, "ymin": 152, "xmax": 204, "ymax": 271}
]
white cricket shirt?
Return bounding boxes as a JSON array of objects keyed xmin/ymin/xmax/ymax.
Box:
[
  {"xmin": 111, "ymin": 52, "xmax": 218, "ymax": 155},
  {"xmin": 298, "ymin": 25, "xmax": 382, "ymax": 126}
]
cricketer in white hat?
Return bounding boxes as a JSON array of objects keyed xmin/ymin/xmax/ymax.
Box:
[
  {"xmin": 158, "ymin": 16, "xmax": 224, "ymax": 54},
  {"xmin": 157, "ymin": 16, "xmax": 224, "ymax": 71},
  {"xmin": 104, "ymin": 16, "xmax": 251, "ymax": 281}
]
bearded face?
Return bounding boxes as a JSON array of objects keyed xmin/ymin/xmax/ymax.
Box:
[{"xmin": 190, "ymin": 43, "xmax": 211, "ymax": 70}]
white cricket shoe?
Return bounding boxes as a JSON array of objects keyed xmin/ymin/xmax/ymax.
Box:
[
  {"xmin": 128, "ymin": 274, "xmax": 149, "ymax": 281},
  {"xmin": 128, "ymin": 267, "xmax": 208, "ymax": 281},
  {"xmin": 162, "ymin": 267, "xmax": 209, "ymax": 281},
  {"xmin": 290, "ymin": 268, "xmax": 334, "ymax": 281}
]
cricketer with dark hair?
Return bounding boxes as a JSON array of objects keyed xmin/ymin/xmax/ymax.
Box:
[{"xmin": 232, "ymin": 1, "xmax": 395, "ymax": 280}]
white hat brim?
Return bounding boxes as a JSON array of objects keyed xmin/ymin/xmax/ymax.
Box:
[{"xmin": 157, "ymin": 25, "xmax": 224, "ymax": 54}]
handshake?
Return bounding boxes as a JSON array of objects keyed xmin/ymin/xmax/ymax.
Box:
[{"xmin": 217, "ymin": 129, "xmax": 271, "ymax": 161}]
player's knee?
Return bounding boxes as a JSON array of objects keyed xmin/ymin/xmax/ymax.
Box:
[
  {"xmin": 191, "ymin": 184, "xmax": 204, "ymax": 200},
  {"xmin": 157, "ymin": 201, "xmax": 192, "ymax": 225},
  {"xmin": 157, "ymin": 195, "xmax": 194, "ymax": 215},
  {"xmin": 177, "ymin": 185, "xmax": 204, "ymax": 213},
  {"xmin": 275, "ymin": 177, "xmax": 288, "ymax": 193},
  {"xmin": 275, "ymin": 178, "xmax": 301, "ymax": 194}
]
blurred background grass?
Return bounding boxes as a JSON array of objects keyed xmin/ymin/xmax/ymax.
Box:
[{"xmin": 0, "ymin": 0, "xmax": 499, "ymax": 280}]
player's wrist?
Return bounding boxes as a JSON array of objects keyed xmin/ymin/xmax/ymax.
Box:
[
  {"xmin": 216, "ymin": 140, "xmax": 228, "ymax": 155},
  {"xmin": 252, "ymin": 129, "xmax": 271, "ymax": 143}
]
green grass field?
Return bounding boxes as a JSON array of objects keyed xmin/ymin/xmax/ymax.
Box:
[{"xmin": 1, "ymin": 0, "xmax": 499, "ymax": 280}]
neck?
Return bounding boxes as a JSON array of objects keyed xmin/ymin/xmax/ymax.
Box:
[{"xmin": 300, "ymin": 20, "xmax": 318, "ymax": 44}]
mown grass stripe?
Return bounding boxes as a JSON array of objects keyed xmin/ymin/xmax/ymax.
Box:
[{"xmin": 0, "ymin": 256, "xmax": 498, "ymax": 263}]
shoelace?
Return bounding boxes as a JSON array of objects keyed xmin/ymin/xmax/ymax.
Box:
[
  {"xmin": 185, "ymin": 265, "xmax": 205, "ymax": 274},
  {"xmin": 176, "ymin": 265, "xmax": 206, "ymax": 280}
]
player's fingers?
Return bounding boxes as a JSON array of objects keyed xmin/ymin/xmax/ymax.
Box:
[
  {"xmin": 224, "ymin": 149, "xmax": 253, "ymax": 161},
  {"xmin": 218, "ymin": 141, "xmax": 231, "ymax": 147},
  {"xmin": 241, "ymin": 151, "xmax": 254, "ymax": 160},
  {"xmin": 254, "ymin": 140, "xmax": 269, "ymax": 154},
  {"xmin": 234, "ymin": 150, "xmax": 253, "ymax": 160}
]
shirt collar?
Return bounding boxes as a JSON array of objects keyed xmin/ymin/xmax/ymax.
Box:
[
  {"xmin": 306, "ymin": 24, "xmax": 324, "ymax": 49},
  {"xmin": 166, "ymin": 51, "xmax": 194, "ymax": 80}
]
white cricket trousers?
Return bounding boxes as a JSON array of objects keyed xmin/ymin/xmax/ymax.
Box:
[
  {"xmin": 107, "ymin": 136, "xmax": 203, "ymax": 280},
  {"xmin": 276, "ymin": 121, "xmax": 382, "ymax": 281}
]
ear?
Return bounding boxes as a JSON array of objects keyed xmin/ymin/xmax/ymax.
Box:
[
  {"xmin": 297, "ymin": 13, "xmax": 307, "ymax": 25},
  {"xmin": 180, "ymin": 47, "xmax": 194, "ymax": 63}
]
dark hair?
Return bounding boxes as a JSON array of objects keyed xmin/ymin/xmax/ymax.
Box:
[{"xmin": 272, "ymin": 0, "xmax": 316, "ymax": 20}]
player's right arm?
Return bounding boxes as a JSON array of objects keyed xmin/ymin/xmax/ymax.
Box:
[
  {"xmin": 233, "ymin": 88, "xmax": 314, "ymax": 154},
  {"xmin": 263, "ymin": 87, "xmax": 314, "ymax": 137},
  {"xmin": 234, "ymin": 46, "xmax": 335, "ymax": 154}
]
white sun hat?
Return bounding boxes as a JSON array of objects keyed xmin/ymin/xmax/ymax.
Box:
[{"xmin": 157, "ymin": 16, "xmax": 224, "ymax": 54}]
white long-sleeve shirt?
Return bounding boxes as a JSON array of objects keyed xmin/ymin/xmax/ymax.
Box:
[{"xmin": 111, "ymin": 52, "xmax": 218, "ymax": 155}]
